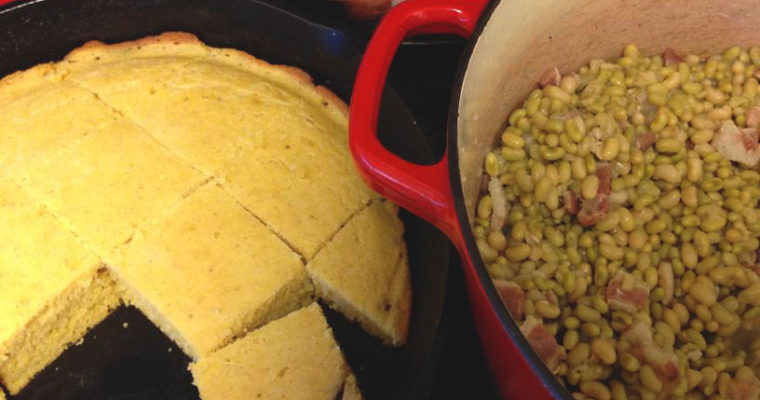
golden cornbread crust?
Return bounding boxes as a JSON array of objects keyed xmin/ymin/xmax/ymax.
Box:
[
  {"xmin": 64, "ymin": 32, "xmax": 349, "ymax": 117},
  {"xmin": 0, "ymin": 32, "xmax": 409, "ymax": 397},
  {"xmin": 60, "ymin": 32, "xmax": 376, "ymax": 258}
]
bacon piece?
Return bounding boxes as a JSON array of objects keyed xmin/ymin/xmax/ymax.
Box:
[
  {"xmin": 595, "ymin": 164, "xmax": 612, "ymax": 196},
  {"xmin": 488, "ymin": 177, "xmax": 508, "ymax": 232},
  {"xmin": 662, "ymin": 48, "xmax": 684, "ymax": 66},
  {"xmin": 520, "ymin": 316, "xmax": 565, "ymax": 373},
  {"xmin": 713, "ymin": 120, "xmax": 760, "ymax": 166},
  {"xmin": 538, "ymin": 67, "xmax": 561, "ymax": 88},
  {"xmin": 634, "ymin": 132, "xmax": 656, "ymax": 151},
  {"xmin": 606, "ymin": 271, "xmax": 650, "ymax": 313},
  {"xmin": 564, "ymin": 190, "xmax": 580, "ymax": 215},
  {"xmin": 577, "ymin": 194, "xmax": 610, "ymax": 227},
  {"xmin": 745, "ymin": 134, "xmax": 759, "ymax": 152},
  {"xmin": 623, "ymin": 321, "xmax": 680, "ymax": 388},
  {"xmin": 494, "ymin": 280, "xmax": 525, "ymax": 321},
  {"xmin": 543, "ymin": 290, "xmax": 558, "ymax": 306},
  {"xmin": 724, "ymin": 374, "xmax": 760, "ymax": 400},
  {"xmin": 747, "ymin": 106, "xmax": 760, "ymax": 129},
  {"xmin": 740, "ymin": 250, "xmax": 758, "ymax": 269}
]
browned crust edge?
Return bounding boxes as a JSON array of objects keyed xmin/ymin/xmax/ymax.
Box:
[
  {"xmin": 70, "ymin": 31, "xmax": 203, "ymax": 55},
  {"xmin": 64, "ymin": 31, "xmax": 350, "ymax": 118}
]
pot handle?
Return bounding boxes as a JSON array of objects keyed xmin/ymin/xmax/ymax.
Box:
[{"xmin": 349, "ymin": 0, "xmax": 488, "ymax": 239}]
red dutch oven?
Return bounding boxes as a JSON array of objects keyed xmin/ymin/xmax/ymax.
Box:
[
  {"xmin": 350, "ymin": 0, "xmax": 760, "ymax": 398},
  {"xmin": 349, "ymin": 1, "xmax": 564, "ymax": 398}
]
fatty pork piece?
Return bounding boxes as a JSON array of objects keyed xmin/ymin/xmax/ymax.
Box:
[
  {"xmin": 712, "ymin": 120, "xmax": 760, "ymax": 167},
  {"xmin": 520, "ymin": 316, "xmax": 565, "ymax": 373}
]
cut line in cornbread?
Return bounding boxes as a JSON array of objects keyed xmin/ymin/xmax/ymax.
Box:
[
  {"xmin": 0, "ymin": 175, "xmax": 120, "ymax": 394},
  {"xmin": 0, "ymin": 81, "xmax": 205, "ymax": 258},
  {"xmin": 307, "ymin": 200, "xmax": 411, "ymax": 346},
  {"xmin": 109, "ymin": 182, "xmax": 313, "ymax": 359},
  {"xmin": 63, "ymin": 34, "xmax": 377, "ymax": 259},
  {"xmin": 0, "ymin": 81, "xmax": 113, "ymax": 170},
  {"xmin": 190, "ymin": 303, "xmax": 348, "ymax": 400}
]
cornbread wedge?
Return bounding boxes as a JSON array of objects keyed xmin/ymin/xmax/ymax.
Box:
[
  {"xmin": 342, "ymin": 373, "xmax": 364, "ymax": 400},
  {"xmin": 0, "ymin": 175, "xmax": 119, "ymax": 394},
  {"xmin": 63, "ymin": 34, "xmax": 377, "ymax": 259},
  {"xmin": 109, "ymin": 182, "xmax": 313, "ymax": 359},
  {"xmin": 0, "ymin": 79, "xmax": 204, "ymax": 258},
  {"xmin": 307, "ymin": 200, "xmax": 411, "ymax": 346},
  {"xmin": 190, "ymin": 303, "xmax": 348, "ymax": 400}
]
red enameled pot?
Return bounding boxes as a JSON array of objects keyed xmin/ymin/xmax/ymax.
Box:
[
  {"xmin": 350, "ymin": 0, "xmax": 760, "ymax": 398},
  {"xmin": 349, "ymin": 2, "xmax": 564, "ymax": 398}
]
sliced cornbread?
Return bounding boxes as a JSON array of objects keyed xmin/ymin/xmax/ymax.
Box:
[
  {"xmin": 0, "ymin": 82, "xmax": 204, "ymax": 258},
  {"xmin": 342, "ymin": 373, "xmax": 364, "ymax": 400},
  {"xmin": 0, "ymin": 32, "xmax": 411, "ymax": 396},
  {"xmin": 63, "ymin": 34, "xmax": 377, "ymax": 258},
  {"xmin": 0, "ymin": 81, "xmax": 112, "ymax": 170},
  {"xmin": 109, "ymin": 182, "xmax": 313, "ymax": 359},
  {"xmin": 307, "ymin": 200, "xmax": 411, "ymax": 346},
  {"xmin": 190, "ymin": 303, "xmax": 348, "ymax": 400},
  {"xmin": 0, "ymin": 175, "xmax": 119, "ymax": 394}
]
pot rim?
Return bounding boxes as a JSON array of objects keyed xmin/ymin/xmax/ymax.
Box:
[{"xmin": 446, "ymin": 1, "xmax": 572, "ymax": 397}]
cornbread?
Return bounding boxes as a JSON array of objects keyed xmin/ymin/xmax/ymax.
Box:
[
  {"xmin": 110, "ymin": 182, "xmax": 313, "ymax": 358},
  {"xmin": 342, "ymin": 373, "xmax": 364, "ymax": 400},
  {"xmin": 63, "ymin": 33, "xmax": 378, "ymax": 259},
  {"xmin": 307, "ymin": 200, "xmax": 411, "ymax": 345},
  {"xmin": 190, "ymin": 303, "xmax": 348, "ymax": 400},
  {"xmin": 0, "ymin": 77, "xmax": 205, "ymax": 258},
  {"xmin": 0, "ymin": 175, "xmax": 119, "ymax": 393},
  {"xmin": 0, "ymin": 32, "xmax": 410, "ymax": 396}
]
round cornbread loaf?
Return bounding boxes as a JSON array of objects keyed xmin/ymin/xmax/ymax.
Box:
[{"xmin": 0, "ymin": 33, "xmax": 410, "ymax": 399}]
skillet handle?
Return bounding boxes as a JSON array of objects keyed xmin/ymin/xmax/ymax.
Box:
[{"xmin": 349, "ymin": 0, "xmax": 487, "ymax": 239}]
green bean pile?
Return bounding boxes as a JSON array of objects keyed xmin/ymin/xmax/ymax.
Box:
[{"xmin": 475, "ymin": 45, "xmax": 760, "ymax": 400}]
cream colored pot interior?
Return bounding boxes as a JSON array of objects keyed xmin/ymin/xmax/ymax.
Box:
[{"xmin": 458, "ymin": 0, "xmax": 760, "ymax": 220}]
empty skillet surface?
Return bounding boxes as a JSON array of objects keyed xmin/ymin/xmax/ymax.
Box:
[{"xmin": 0, "ymin": 0, "xmax": 451, "ymax": 399}]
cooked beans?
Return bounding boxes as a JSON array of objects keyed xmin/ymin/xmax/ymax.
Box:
[{"xmin": 476, "ymin": 45, "xmax": 760, "ymax": 398}]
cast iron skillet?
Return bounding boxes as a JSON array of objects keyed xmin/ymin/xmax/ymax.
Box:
[{"xmin": 0, "ymin": 0, "xmax": 451, "ymax": 399}]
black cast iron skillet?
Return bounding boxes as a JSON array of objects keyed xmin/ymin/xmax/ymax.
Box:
[{"xmin": 0, "ymin": 0, "xmax": 451, "ymax": 399}]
